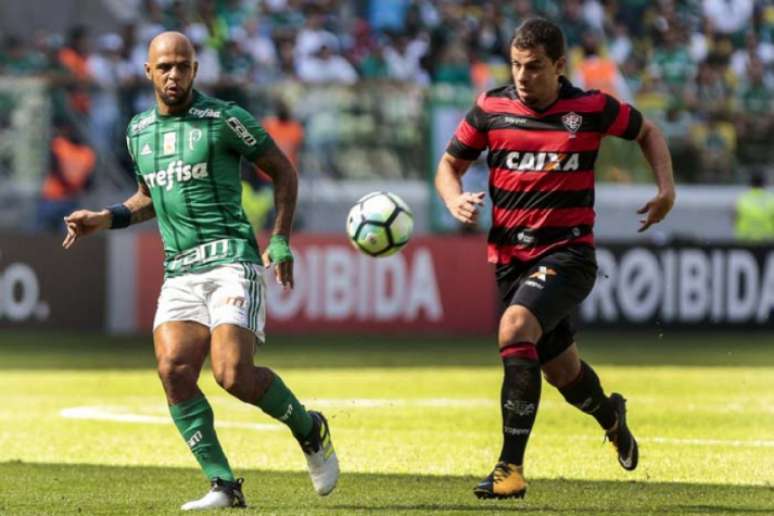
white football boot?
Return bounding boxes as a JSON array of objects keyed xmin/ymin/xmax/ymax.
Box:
[
  {"xmin": 181, "ymin": 477, "xmax": 246, "ymax": 511},
  {"xmin": 299, "ymin": 411, "xmax": 340, "ymax": 496}
]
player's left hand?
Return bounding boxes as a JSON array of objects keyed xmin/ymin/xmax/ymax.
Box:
[
  {"xmin": 262, "ymin": 234, "xmax": 294, "ymax": 289},
  {"xmin": 637, "ymin": 190, "xmax": 675, "ymax": 232}
]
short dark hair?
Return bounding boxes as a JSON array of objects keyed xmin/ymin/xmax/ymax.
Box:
[{"xmin": 511, "ymin": 18, "xmax": 565, "ymax": 61}]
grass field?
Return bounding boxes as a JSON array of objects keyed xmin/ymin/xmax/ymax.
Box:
[{"xmin": 2, "ymin": 330, "xmax": 773, "ymax": 515}]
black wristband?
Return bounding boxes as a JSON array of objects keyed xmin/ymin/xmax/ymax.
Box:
[{"xmin": 107, "ymin": 203, "xmax": 131, "ymax": 229}]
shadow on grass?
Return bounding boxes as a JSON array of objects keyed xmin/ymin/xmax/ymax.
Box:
[
  {"xmin": 1, "ymin": 461, "xmax": 772, "ymax": 515},
  {"xmin": 1, "ymin": 330, "xmax": 774, "ymax": 370}
]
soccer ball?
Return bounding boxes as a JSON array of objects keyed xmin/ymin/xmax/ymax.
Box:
[{"xmin": 346, "ymin": 192, "xmax": 414, "ymax": 257}]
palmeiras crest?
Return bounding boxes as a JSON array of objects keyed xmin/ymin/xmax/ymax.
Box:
[{"xmin": 561, "ymin": 111, "xmax": 582, "ymax": 138}]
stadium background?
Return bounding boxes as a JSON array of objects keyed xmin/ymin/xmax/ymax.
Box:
[{"xmin": 1, "ymin": 0, "xmax": 772, "ymax": 514}]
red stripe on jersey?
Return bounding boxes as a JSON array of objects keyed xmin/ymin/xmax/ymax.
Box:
[
  {"xmin": 454, "ymin": 119, "xmax": 486, "ymax": 149},
  {"xmin": 488, "ymin": 129, "xmax": 602, "ymax": 152},
  {"xmin": 491, "ymin": 169, "xmax": 594, "ymax": 192},
  {"xmin": 607, "ymin": 102, "xmax": 631, "ymax": 137},
  {"xmin": 480, "ymin": 96, "xmax": 536, "ymax": 116},
  {"xmin": 487, "ymin": 234, "xmax": 595, "ymax": 264},
  {"xmin": 492, "ymin": 206, "xmax": 595, "ymax": 229},
  {"xmin": 545, "ymin": 94, "xmax": 606, "ymax": 116}
]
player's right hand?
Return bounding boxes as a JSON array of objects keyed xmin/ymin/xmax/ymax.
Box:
[
  {"xmin": 62, "ymin": 209, "xmax": 112, "ymax": 249},
  {"xmin": 447, "ymin": 191, "xmax": 486, "ymax": 225}
]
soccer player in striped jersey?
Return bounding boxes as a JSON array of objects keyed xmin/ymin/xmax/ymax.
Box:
[
  {"xmin": 435, "ymin": 18, "xmax": 675, "ymax": 500},
  {"xmin": 62, "ymin": 32, "xmax": 338, "ymax": 510}
]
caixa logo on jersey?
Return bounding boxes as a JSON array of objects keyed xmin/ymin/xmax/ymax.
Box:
[
  {"xmin": 581, "ymin": 244, "xmax": 774, "ymax": 327},
  {"xmin": 0, "ymin": 261, "xmax": 49, "ymax": 322},
  {"xmin": 143, "ymin": 161, "xmax": 208, "ymax": 191}
]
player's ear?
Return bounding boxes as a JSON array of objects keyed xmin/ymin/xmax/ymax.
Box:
[
  {"xmin": 554, "ymin": 56, "xmax": 566, "ymax": 76},
  {"xmin": 144, "ymin": 62, "xmax": 152, "ymax": 81},
  {"xmin": 192, "ymin": 60, "xmax": 198, "ymax": 80}
]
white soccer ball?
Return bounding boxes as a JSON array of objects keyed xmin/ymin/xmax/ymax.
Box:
[{"xmin": 346, "ymin": 192, "xmax": 414, "ymax": 257}]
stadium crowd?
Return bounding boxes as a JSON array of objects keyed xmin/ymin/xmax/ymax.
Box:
[{"xmin": 1, "ymin": 0, "xmax": 772, "ymax": 190}]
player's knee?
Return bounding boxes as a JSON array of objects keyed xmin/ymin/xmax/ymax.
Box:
[
  {"xmin": 542, "ymin": 366, "xmax": 575, "ymax": 388},
  {"xmin": 213, "ymin": 364, "xmax": 241, "ymax": 394},
  {"xmin": 157, "ymin": 358, "xmax": 197, "ymax": 389},
  {"xmin": 498, "ymin": 306, "xmax": 541, "ymax": 349}
]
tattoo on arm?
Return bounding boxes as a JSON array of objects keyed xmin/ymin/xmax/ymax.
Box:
[
  {"xmin": 254, "ymin": 141, "xmax": 298, "ymax": 238},
  {"xmin": 124, "ymin": 181, "xmax": 156, "ymax": 225}
]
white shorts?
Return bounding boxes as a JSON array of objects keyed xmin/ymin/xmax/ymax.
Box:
[{"xmin": 153, "ymin": 262, "xmax": 266, "ymax": 341}]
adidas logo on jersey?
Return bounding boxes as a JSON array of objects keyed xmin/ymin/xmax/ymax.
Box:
[
  {"xmin": 505, "ymin": 151, "xmax": 580, "ymax": 171},
  {"xmin": 143, "ymin": 160, "xmax": 208, "ymax": 191}
]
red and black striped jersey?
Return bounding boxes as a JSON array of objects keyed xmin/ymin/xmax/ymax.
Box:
[{"xmin": 447, "ymin": 77, "xmax": 643, "ymax": 265}]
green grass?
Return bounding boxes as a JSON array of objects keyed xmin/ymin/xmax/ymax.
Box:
[{"xmin": 1, "ymin": 331, "xmax": 773, "ymax": 514}]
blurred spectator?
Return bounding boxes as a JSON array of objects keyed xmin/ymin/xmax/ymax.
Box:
[
  {"xmin": 0, "ymin": 35, "xmax": 45, "ymax": 75},
  {"xmin": 433, "ymin": 42, "xmax": 471, "ymax": 86},
  {"xmin": 730, "ymin": 32, "xmax": 774, "ymax": 80},
  {"xmin": 471, "ymin": 4, "xmax": 508, "ymax": 63},
  {"xmin": 297, "ymin": 44, "xmax": 357, "ymax": 84},
  {"xmin": 87, "ymin": 33, "xmax": 132, "ymax": 155},
  {"xmin": 186, "ymin": 23, "xmax": 221, "ymax": 92},
  {"xmin": 262, "ymin": 99, "xmax": 304, "ymax": 169},
  {"xmin": 686, "ymin": 61, "xmax": 734, "ymax": 116},
  {"xmin": 650, "ymin": 28, "xmax": 696, "ymax": 95},
  {"xmin": 295, "ymin": 7, "xmax": 339, "ymax": 62},
  {"xmin": 702, "ymin": 0, "xmax": 754, "ymax": 44},
  {"xmin": 242, "ymin": 18, "xmax": 278, "ymax": 73},
  {"xmin": 658, "ymin": 104, "xmax": 700, "ymax": 182},
  {"xmin": 359, "ymin": 43, "xmax": 390, "ymax": 80},
  {"xmin": 608, "ymin": 23, "xmax": 633, "ymax": 66},
  {"xmin": 573, "ymin": 33, "xmax": 631, "ymax": 101},
  {"xmin": 734, "ymin": 171, "xmax": 774, "ymax": 241},
  {"xmin": 559, "ymin": 0, "xmax": 594, "ymax": 50},
  {"xmin": 369, "ymin": 0, "xmax": 411, "ymax": 32},
  {"xmin": 690, "ymin": 113, "xmax": 737, "ymax": 182},
  {"xmin": 37, "ymin": 120, "xmax": 95, "ymax": 232},
  {"xmin": 384, "ymin": 34, "xmax": 429, "ymax": 85},
  {"xmin": 735, "ymin": 58, "xmax": 774, "ymax": 165},
  {"xmin": 137, "ymin": 0, "xmax": 166, "ymax": 46},
  {"xmin": 217, "ymin": 35, "xmax": 255, "ymax": 105},
  {"xmin": 58, "ymin": 25, "xmax": 93, "ymax": 115}
]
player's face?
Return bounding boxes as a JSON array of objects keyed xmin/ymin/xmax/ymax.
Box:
[
  {"xmin": 146, "ymin": 43, "xmax": 198, "ymax": 109},
  {"xmin": 510, "ymin": 45, "xmax": 565, "ymax": 109}
]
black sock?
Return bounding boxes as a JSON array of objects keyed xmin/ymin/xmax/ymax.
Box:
[
  {"xmin": 558, "ymin": 360, "xmax": 616, "ymax": 430},
  {"xmin": 498, "ymin": 353, "xmax": 541, "ymax": 466}
]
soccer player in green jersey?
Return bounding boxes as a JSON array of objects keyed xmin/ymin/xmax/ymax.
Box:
[{"xmin": 62, "ymin": 31, "xmax": 339, "ymax": 510}]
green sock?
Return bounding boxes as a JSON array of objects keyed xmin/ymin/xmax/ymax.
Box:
[
  {"xmin": 255, "ymin": 374, "xmax": 313, "ymax": 438},
  {"xmin": 169, "ymin": 395, "xmax": 235, "ymax": 482}
]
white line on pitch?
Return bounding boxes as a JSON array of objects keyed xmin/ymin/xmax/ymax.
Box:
[
  {"xmin": 60, "ymin": 405, "xmax": 774, "ymax": 448},
  {"xmin": 59, "ymin": 406, "xmax": 282, "ymax": 431}
]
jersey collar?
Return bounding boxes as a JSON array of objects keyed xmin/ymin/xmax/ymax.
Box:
[
  {"xmin": 155, "ymin": 89, "xmax": 201, "ymax": 118},
  {"xmin": 509, "ymin": 76, "xmax": 578, "ymax": 114}
]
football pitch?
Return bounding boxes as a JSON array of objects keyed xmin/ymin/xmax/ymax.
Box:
[{"xmin": 1, "ymin": 330, "xmax": 773, "ymax": 515}]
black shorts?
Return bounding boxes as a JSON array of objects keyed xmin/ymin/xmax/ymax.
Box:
[{"xmin": 496, "ymin": 245, "xmax": 597, "ymax": 364}]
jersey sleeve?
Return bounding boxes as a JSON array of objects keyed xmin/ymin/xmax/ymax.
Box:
[
  {"xmin": 446, "ymin": 94, "xmax": 488, "ymax": 160},
  {"xmin": 599, "ymin": 93, "xmax": 643, "ymax": 140},
  {"xmin": 222, "ymin": 104, "xmax": 274, "ymax": 161}
]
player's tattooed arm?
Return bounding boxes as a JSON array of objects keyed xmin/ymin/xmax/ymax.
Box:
[
  {"xmin": 125, "ymin": 180, "xmax": 156, "ymax": 225},
  {"xmin": 62, "ymin": 181, "xmax": 155, "ymax": 249},
  {"xmin": 254, "ymin": 140, "xmax": 298, "ymax": 239}
]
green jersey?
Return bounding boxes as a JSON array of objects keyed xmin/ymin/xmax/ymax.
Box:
[{"xmin": 126, "ymin": 90, "xmax": 273, "ymax": 277}]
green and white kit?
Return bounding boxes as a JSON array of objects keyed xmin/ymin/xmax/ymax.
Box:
[{"xmin": 127, "ymin": 90, "xmax": 274, "ymax": 337}]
